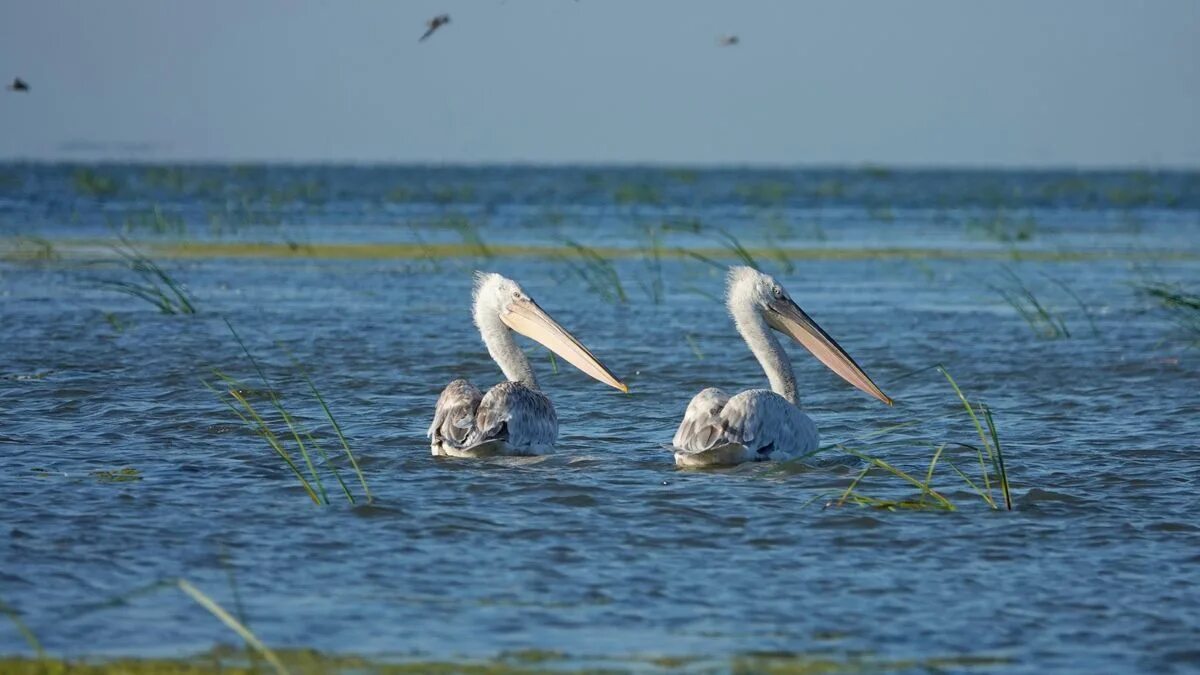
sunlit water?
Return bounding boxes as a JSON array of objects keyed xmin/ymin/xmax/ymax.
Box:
[{"xmin": 1, "ymin": 165, "xmax": 1198, "ymax": 672}]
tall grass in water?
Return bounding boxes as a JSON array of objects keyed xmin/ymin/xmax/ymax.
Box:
[
  {"xmin": 204, "ymin": 321, "xmax": 371, "ymax": 505},
  {"xmin": 1138, "ymin": 281, "xmax": 1200, "ymax": 344},
  {"xmin": 990, "ymin": 268, "xmax": 1068, "ymax": 339},
  {"xmin": 177, "ymin": 579, "xmax": 289, "ymax": 675},
  {"xmin": 561, "ymin": 238, "xmax": 627, "ymax": 304},
  {"xmin": 0, "ymin": 596, "xmax": 44, "ymax": 661},
  {"xmin": 91, "ymin": 239, "xmax": 196, "ymax": 314},
  {"xmin": 832, "ymin": 367, "xmax": 1011, "ymax": 511}
]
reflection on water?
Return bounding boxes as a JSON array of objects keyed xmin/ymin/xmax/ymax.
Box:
[{"xmin": 1, "ymin": 165, "xmax": 1198, "ymax": 672}]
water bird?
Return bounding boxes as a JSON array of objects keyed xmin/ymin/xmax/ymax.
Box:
[
  {"xmin": 429, "ymin": 272, "xmax": 627, "ymax": 457},
  {"xmin": 419, "ymin": 14, "xmax": 451, "ymax": 42},
  {"xmin": 719, "ymin": 35, "xmax": 740, "ymax": 47},
  {"xmin": 672, "ymin": 267, "xmax": 891, "ymax": 467},
  {"xmin": 7, "ymin": 77, "xmax": 29, "ymax": 92}
]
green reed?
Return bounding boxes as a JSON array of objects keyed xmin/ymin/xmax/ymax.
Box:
[
  {"xmin": 1138, "ymin": 281, "xmax": 1200, "ymax": 342},
  {"xmin": 829, "ymin": 367, "xmax": 1011, "ymax": 511},
  {"xmin": 204, "ymin": 321, "xmax": 370, "ymax": 505},
  {"xmin": 90, "ymin": 239, "xmax": 196, "ymax": 314},
  {"xmin": 561, "ymin": 238, "xmax": 627, "ymax": 303},
  {"xmin": 990, "ymin": 268, "xmax": 1067, "ymax": 339},
  {"xmin": 177, "ymin": 579, "xmax": 289, "ymax": 675},
  {"xmin": 0, "ymin": 596, "xmax": 44, "ymax": 661}
]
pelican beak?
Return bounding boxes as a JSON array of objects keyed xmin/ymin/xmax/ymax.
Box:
[
  {"xmin": 766, "ymin": 297, "xmax": 892, "ymax": 405},
  {"xmin": 501, "ymin": 297, "xmax": 629, "ymax": 393}
]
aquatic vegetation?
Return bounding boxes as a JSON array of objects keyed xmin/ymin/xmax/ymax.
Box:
[
  {"xmin": 990, "ymin": 268, "xmax": 1069, "ymax": 339},
  {"xmin": 440, "ymin": 214, "xmax": 492, "ymax": 259},
  {"xmin": 0, "ymin": 595, "xmax": 43, "ymax": 661},
  {"xmin": 90, "ymin": 467, "xmax": 142, "ymax": 483},
  {"xmin": 1, "ymin": 236, "xmax": 59, "ymax": 262},
  {"xmin": 90, "ymin": 240, "xmax": 196, "ymax": 315},
  {"xmin": 966, "ymin": 210, "xmax": 1037, "ymax": 243},
  {"xmin": 866, "ymin": 205, "xmax": 895, "ymax": 223},
  {"xmin": 1137, "ymin": 281, "xmax": 1200, "ymax": 343},
  {"xmin": 560, "ymin": 238, "xmax": 627, "ymax": 303},
  {"xmin": 177, "ymin": 579, "xmax": 288, "ymax": 675},
  {"xmin": 638, "ymin": 225, "xmax": 666, "ymax": 304},
  {"xmin": 121, "ymin": 205, "xmax": 188, "ymax": 236},
  {"xmin": 72, "ymin": 167, "xmax": 121, "ymax": 198},
  {"xmin": 735, "ymin": 181, "xmax": 793, "ymax": 205},
  {"xmin": 205, "ymin": 322, "xmax": 371, "ymax": 506},
  {"xmin": 611, "ymin": 182, "xmax": 661, "ymax": 205},
  {"xmin": 830, "ymin": 368, "xmax": 1011, "ymax": 511}
]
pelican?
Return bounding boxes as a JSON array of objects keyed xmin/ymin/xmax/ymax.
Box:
[
  {"xmin": 428, "ymin": 272, "xmax": 627, "ymax": 457},
  {"xmin": 672, "ymin": 267, "xmax": 892, "ymax": 467}
]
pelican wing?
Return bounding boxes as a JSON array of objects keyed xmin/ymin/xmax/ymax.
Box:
[
  {"xmin": 673, "ymin": 389, "xmax": 819, "ymax": 465},
  {"xmin": 429, "ymin": 379, "xmax": 483, "ymax": 450},
  {"xmin": 469, "ymin": 381, "xmax": 558, "ymax": 454},
  {"xmin": 672, "ymin": 387, "xmax": 731, "ymax": 451}
]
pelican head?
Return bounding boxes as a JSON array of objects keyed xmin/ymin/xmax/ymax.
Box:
[
  {"xmin": 727, "ymin": 266, "xmax": 892, "ymax": 405},
  {"xmin": 473, "ymin": 272, "xmax": 628, "ymax": 393}
]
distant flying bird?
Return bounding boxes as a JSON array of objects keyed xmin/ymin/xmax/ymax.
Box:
[
  {"xmin": 719, "ymin": 35, "xmax": 740, "ymax": 47},
  {"xmin": 420, "ymin": 14, "xmax": 450, "ymax": 42},
  {"xmin": 7, "ymin": 77, "xmax": 29, "ymax": 92}
]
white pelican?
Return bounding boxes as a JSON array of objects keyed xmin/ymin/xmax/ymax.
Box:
[
  {"xmin": 428, "ymin": 272, "xmax": 627, "ymax": 457},
  {"xmin": 672, "ymin": 266, "xmax": 892, "ymax": 467}
]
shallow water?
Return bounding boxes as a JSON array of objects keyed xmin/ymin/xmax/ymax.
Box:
[{"xmin": 1, "ymin": 165, "xmax": 1199, "ymax": 672}]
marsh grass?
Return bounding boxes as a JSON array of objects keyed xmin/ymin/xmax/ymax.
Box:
[
  {"xmin": 444, "ymin": 214, "xmax": 492, "ymax": 259},
  {"xmin": 0, "ymin": 596, "xmax": 44, "ymax": 660},
  {"xmin": 177, "ymin": 579, "xmax": 289, "ymax": 675},
  {"xmin": 560, "ymin": 238, "xmax": 627, "ymax": 303},
  {"xmin": 1138, "ymin": 281, "xmax": 1200, "ymax": 343},
  {"xmin": 966, "ymin": 210, "xmax": 1038, "ymax": 243},
  {"xmin": 205, "ymin": 321, "xmax": 371, "ymax": 506},
  {"xmin": 829, "ymin": 367, "xmax": 1012, "ymax": 511},
  {"xmin": 2, "ymin": 236, "xmax": 59, "ymax": 262},
  {"xmin": 638, "ymin": 225, "xmax": 666, "ymax": 304},
  {"xmin": 990, "ymin": 268, "xmax": 1068, "ymax": 339},
  {"xmin": 89, "ymin": 239, "xmax": 196, "ymax": 314}
]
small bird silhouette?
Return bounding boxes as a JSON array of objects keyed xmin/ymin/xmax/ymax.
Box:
[
  {"xmin": 7, "ymin": 77, "xmax": 29, "ymax": 92},
  {"xmin": 420, "ymin": 14, "xmax": 450, "ymax": 42},
  {"xmin": 718, "ymin": 35, "xmax": 740, "ymax": 47}
]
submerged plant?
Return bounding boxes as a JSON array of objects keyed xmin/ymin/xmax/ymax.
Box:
[
  {"xmin": 204, "ymin": 321, "xmax": 371, "ymax": 506},
  {"xmin": 90, "ymin": 239, "xmax": 196, "ymax": 315}
]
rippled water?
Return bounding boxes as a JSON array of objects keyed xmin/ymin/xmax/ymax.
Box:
[{"xmin": 1, "ymin": 165, "xmax": 1198, "ymax": 672}]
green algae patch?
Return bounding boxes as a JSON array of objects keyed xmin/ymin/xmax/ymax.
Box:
[
  {"xmin": 5, "ymin": 237, "xmax": 1198, "ymax": 264},
  {"xmin": 0, "ymin": 649, "xmax": 1013, "ymax": 675}
]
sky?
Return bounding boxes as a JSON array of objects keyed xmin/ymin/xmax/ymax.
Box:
[{"xmin": 1, "ymin": 0, "xmax": 1198, "ymax": 167}]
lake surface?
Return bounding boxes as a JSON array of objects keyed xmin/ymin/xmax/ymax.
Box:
[{"xmin": 1, "ymin": 164, "xmax": 1198, "ymax": 673}]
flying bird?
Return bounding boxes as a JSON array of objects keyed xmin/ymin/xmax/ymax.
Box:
[
  {"xmin": 719, "ymin": 35, "xmax": 740, "ymax": 47},
  {"xmin": 419, "ymin": 14, "xmax": 451, "ymax": 42},
  {"xmin": 428, "ymin": 272, "xmax": 627, "ymax": 457},
  {"xmin": 672, "ymin": 267, "xmax": 892, "ymax": 467},
  {"xmin": 7, "ymin": 77, "xmax": 29, "ymax": 92}
]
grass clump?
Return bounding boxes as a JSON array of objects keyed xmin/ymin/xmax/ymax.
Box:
[
  {"xmin": 830, "ymin": 367, "xmax": 1012, "ymax": 512},
  {"xmin": 90, "ymin": 239, "xmax": 196, "ymax": 314},
  {"xmin": 1138, "ymin": 281, "xmax": 1200, "ymax": 344},
  {"xmin": 966, "ymin": 210, "xmax": 1037, "ymax": 243},
  {"xmin": 204, "ymin": 321, "xmax": 371, "ymax": 506},
  {"xmin": 72, "ymin": 167, "xmax": 121, "ymax": 198},
  {"xmin": 560, "ymin": 238, "xmax": 627, "ymax": 304},
  {"xmin": 990, "ymin": 268, "xmax": 1070, "ymax": 339}
]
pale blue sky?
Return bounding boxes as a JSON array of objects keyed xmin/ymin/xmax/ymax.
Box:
[{"xmin": 1, "ymin": 0, "xmax": 1198, "ymax": 167}]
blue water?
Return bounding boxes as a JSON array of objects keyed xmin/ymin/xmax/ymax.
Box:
[{"xmin": 1, "ymin": 164, "xmax": 1198, "ymax": 672}]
